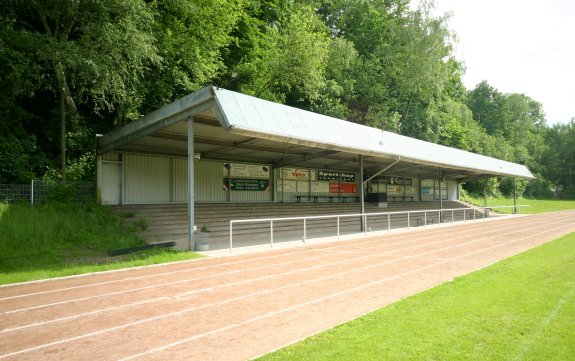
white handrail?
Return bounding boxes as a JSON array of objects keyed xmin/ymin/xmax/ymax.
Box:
[{"xmin": 228, "ymin": 205, "xmax": 530, "ymax": 252}]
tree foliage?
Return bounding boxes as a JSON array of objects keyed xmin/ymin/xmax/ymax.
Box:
[{"xmin": 0, "ymin": 0, "xmax": 573, "ymax": 197}]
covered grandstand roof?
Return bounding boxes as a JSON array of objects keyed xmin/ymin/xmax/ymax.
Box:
[{"xmin": 98, "ymin": 86, "xmax": 535, "ymax": 181}]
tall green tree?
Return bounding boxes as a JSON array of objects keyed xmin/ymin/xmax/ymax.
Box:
[
  {"xmin": 2, "ymin": 0, "xmax": 159, "ymax": 180},
  {"xmin": 233, "ymin": 5, "xmax": 331, "ymax": 104},
  {"xmin": 142, "ymin": 0, "xmax": 242, "ymax": 112},
  {"xmin": 466, "ymin": 81, "xmax": 510, "ymax": 138},
  {"xmin": 542, "ymin": 120, "xmax": 575, "ymax": 195}
]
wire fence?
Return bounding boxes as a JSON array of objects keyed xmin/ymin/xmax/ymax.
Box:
[{"xmin": 0, "ymin": 181, "xmax": 95, "ymax": 205}]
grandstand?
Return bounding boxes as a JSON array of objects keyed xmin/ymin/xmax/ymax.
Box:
[{"xmin": 98, "ymin": 86, "xmax": 534, "ymax": 251}]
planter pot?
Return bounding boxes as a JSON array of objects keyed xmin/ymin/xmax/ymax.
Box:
[{"xmin": 195, "ymin": 232, "xmax": 210, "ymax": 251}]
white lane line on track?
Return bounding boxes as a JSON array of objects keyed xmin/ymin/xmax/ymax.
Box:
[
  {"xmin": 0, "ymin": 212, "xmax": 554, "ymax": 301},
  {"xmin": 1, "ymin": 216, "xmax": 541, "ymax": 329},
  {"xmin": 2, "ymin": 216, "xmax": 556, "ymax": 332},
  {"xmin": 116, "ymin": 222, "xmax": 575, "ymax": 361},
  {"xmin": 0, "ymin": 297, "xmax": 170, "ymax": 333},
  {"xmin": 1, "ymin": 219, "xmax": 572, "ymax": 360},
  {"xmin": 3, "ymin": 215, "xmax": 556, "ymax": 315}
]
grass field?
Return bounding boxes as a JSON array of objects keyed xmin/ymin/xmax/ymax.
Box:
[
  {"xmin": 258, "ymin": 232, "xmax": 575, "ymax": 361},
  {"xmin": 462, "ymin": 196, "xmax": 575, "ymax": 214},
  {"xmin": 0, "ymin": 203, "xmax": 200, "ymax": 285}
]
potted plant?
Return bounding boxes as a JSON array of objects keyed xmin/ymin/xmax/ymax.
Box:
[{"xmin": 195, "ymin": 225, "xmax": 210, "ymax": 251}]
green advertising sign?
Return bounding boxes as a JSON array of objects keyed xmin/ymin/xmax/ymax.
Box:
[{"xmin": 224, "ymin": 178, "xmax": 270, "ymax": 191}]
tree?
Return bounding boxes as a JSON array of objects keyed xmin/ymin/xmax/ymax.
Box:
[
  {"xmin": 2, "ymin": 0, "xmax": 159, "ymax": 180},
  {"xmin": 233, "ymin": 5, "xmax": 332, "ymax": 104},
  {"xmin": 543, "ymin": 120, "xmax": 575, "ymax": 196},
  {"xmin": 142, "ymin": 0, "xmax": 242, "ymax": 112},
  {"xmin": 466, "ymin": 81, "xmax": 510, "ymax": 137}
]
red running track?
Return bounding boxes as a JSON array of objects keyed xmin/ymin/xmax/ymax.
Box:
[{"xmin": 1, "ymin": 210, "xmax": 574, "ymax": 361}]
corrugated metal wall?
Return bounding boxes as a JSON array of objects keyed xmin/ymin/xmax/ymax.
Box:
[
  {"xmin": 195, "ymin": 161, "xmax": 228, "ymax": 202},
  {"xmin": 120, "ymin": 153, "xmax": 440, "ymax": 204},
  {"xmin": 173, "ymin": 158, "xmax": 187, "ymax": 202},
  {"xmin": 125, "ymin": 154, "xmax": 171, "ymax": 203},
  {"xmin": 123, "ymin": 154, "xmax": 269, "ymax": 204}
]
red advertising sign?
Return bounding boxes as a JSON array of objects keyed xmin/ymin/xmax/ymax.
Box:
[
  {"xmin": 329, "ymin": 182, "xmax": 340, "ymax": 193},
  {"xmin": 329, "ymin": 183, "xmax": 357, "ymax": 193},
  {"xmin": 340, "ymin": 183, "xmax": 357, "ymax": 193}
]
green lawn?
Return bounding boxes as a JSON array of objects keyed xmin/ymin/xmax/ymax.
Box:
[
  {"xmin": 462, "ymin": 196, "xmax": 575, "ymax": 214},
  {"xmin": 0, "ymin": 203, "xmax": 200, "ymax": 284},
  {"xmin": 257, "ymin": 232, "xmax": 575, "ymax": 361}
]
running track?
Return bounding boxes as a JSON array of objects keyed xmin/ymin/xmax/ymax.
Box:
[{"xmin": 1, "ymin": 210, "xmax": 574, "ymax": 361}]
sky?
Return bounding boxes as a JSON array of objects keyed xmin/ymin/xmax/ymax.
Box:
[{"xmin": 416, "ymin": 0, "xmax": 575, "ymax": 125}]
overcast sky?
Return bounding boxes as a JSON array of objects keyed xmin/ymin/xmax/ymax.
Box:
[{"xmin": 418, "ymin": 0, "xmax": 575, "ymax": 125}]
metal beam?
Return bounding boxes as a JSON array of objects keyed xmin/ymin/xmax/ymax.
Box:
[
  {"xmin": 274, "ymin": 150, "xmax": 341, "ymax": 168},
  {"xmin": 98, "ymin": 88, "xmax": 214, "ymax": 154},
  {"xmin": 187, "ymin": 118, "xmax": 195, "ymax": 252},
  {"xmin": 360, "ymin": 155, "xmax": 365, "ymax": 231},
  {"xmin": 363, "ymin": 157, "xmax": 401, "ymax": 184}
]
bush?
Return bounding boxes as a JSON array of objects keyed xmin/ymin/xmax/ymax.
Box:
[{"xmin": 524, "ymin": 176, "xmax": 554, "ymax": 198}]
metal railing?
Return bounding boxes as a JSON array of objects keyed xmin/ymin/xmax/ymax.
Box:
[{"xmin": 228, "ymin": 205, "xmax": 530, "ymax": 252}]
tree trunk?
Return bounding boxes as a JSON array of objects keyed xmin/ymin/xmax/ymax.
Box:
[{"xmin": 60, "ymin": 86, "xmax": 66, "ymax": 181}]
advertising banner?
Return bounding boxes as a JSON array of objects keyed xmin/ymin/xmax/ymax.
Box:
[
  {"xmin": 223, "ymin": 163, "xmax": 270, "ymax": 179},
  {"xmin": 282, "ymin": 168, "xmax": 314, "ymax": 181},
  {"xmin": 311, "ymin": 181, "xmax": 330, "ymax": 193},
  {"xmin": 340, "ymin": 172, "xmax": 356, "ymax": 183},
  {"xmin": 318, "ymin": 170, "xmax": 340, "ymax": 182},
  {"xmin": 340, "ymin": 183, "xmax": 357, "ymax": 193},
  {"xmin": 276, "ymin": 180, "xmax": 297, "ymax": 192},
  {"xmin": 224, "ymin": 178, "xmax": 270, "ymax": 191},
  {"xmin": 329, "ymin": 182, "xmax": 340, "ymax": 193}
]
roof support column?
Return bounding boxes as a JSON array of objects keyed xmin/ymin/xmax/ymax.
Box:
[
  {"xmin": 438, "ymin": 167, "xmax": 443, "ymax": 222},
  {"xmin": 513, "ymin": 177, "xmax": 517, "ymax": 214},
  {"xmin": 359, "ymin": 154, "xmax": 365, "ymax": 231},
  {"xmin": 483, "ymin": 181, "xmax": 487, "ymax": 208},
  {"xmin": 187, "ymin": 118, "xmax": 196, "ymax": 251}
]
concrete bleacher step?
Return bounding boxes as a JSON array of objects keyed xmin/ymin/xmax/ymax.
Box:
[{"xmin": 114, "ymin": 201, "xmax": 473, "ymax": 248}]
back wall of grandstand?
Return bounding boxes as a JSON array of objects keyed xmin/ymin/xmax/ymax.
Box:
[{"xmin": 97, "ymin": 151, "xmax": 458, "ymax": 205}]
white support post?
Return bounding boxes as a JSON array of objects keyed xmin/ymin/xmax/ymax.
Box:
[
  {"xmin": 513, "ymin": 177, "xmax": 517, "ymax": 214},
  {"xmin": 359, "ymin": 154, "xmax": 365, "ymax": 231},
  {"xmin": 270, "ymin": 220, "xmax": 274, "ymax": 248},
  {"xmin": 187, "ymin": 118, "xmax": 196, "ymax": 252},
  {"xmin": 438, "ymin": 167, "xmax": 443, "ymax": 222}
]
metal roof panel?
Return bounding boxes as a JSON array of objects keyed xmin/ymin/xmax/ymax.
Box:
[{"xmin": 213, "ymin": 88, "xmax": 534, "ymax": 179}]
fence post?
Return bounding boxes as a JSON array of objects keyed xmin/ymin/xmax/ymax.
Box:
[
  {"xmin": 303, "ymin": 219, "xmax": 307, "ymax": 243},
  {"xmin": 337, "ymin": 216, "xmax": 340, "ymax": 239},
  {"xmin": 229, "ymin": 222, "xmax": 233, "ymax": 253},
  {"xmin": 407, "ymin": 212, "xmax": 410, "ymax": 230},
  {"xmin": 270, "ymin": 220, "xmax": 274, "ymax": 248},
  {"xmin": 31, "ymin": 179, "xmax": 34, "ymax": 205},
  {"xmin": 387, "ymin": 213, "xmax": 391, "ymax": 232},
  {"xmin": 424, "ymin": 211, "xmax": 427, "ymax": 227}
]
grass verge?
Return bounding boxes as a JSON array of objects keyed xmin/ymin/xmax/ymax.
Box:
[
  {"xmin": 462, "ymin": 196, "xmax": 575, "ymax": 214},
  {"xmin": 257, "ymin": 232, "xmax": 575, "ymax": 361},
  {"xmin": 0, "ymin": 203, "xmax": 200, "ymax": 285}
]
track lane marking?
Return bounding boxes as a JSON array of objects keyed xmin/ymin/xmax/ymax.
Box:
[
  {"xmin": 3, "ymin": 215, "xmax": 560, "ymax": 315},
  {"xmin": 117, "ymin": 222, "xmax": 575, "ymax": 361},
  {"xmin": 1, "ymin": 219, "xmax": 572, "ymax": 359},
  {"xmin": 0, "ymin": 212, "xmax": 558, "ymax": 301}
]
